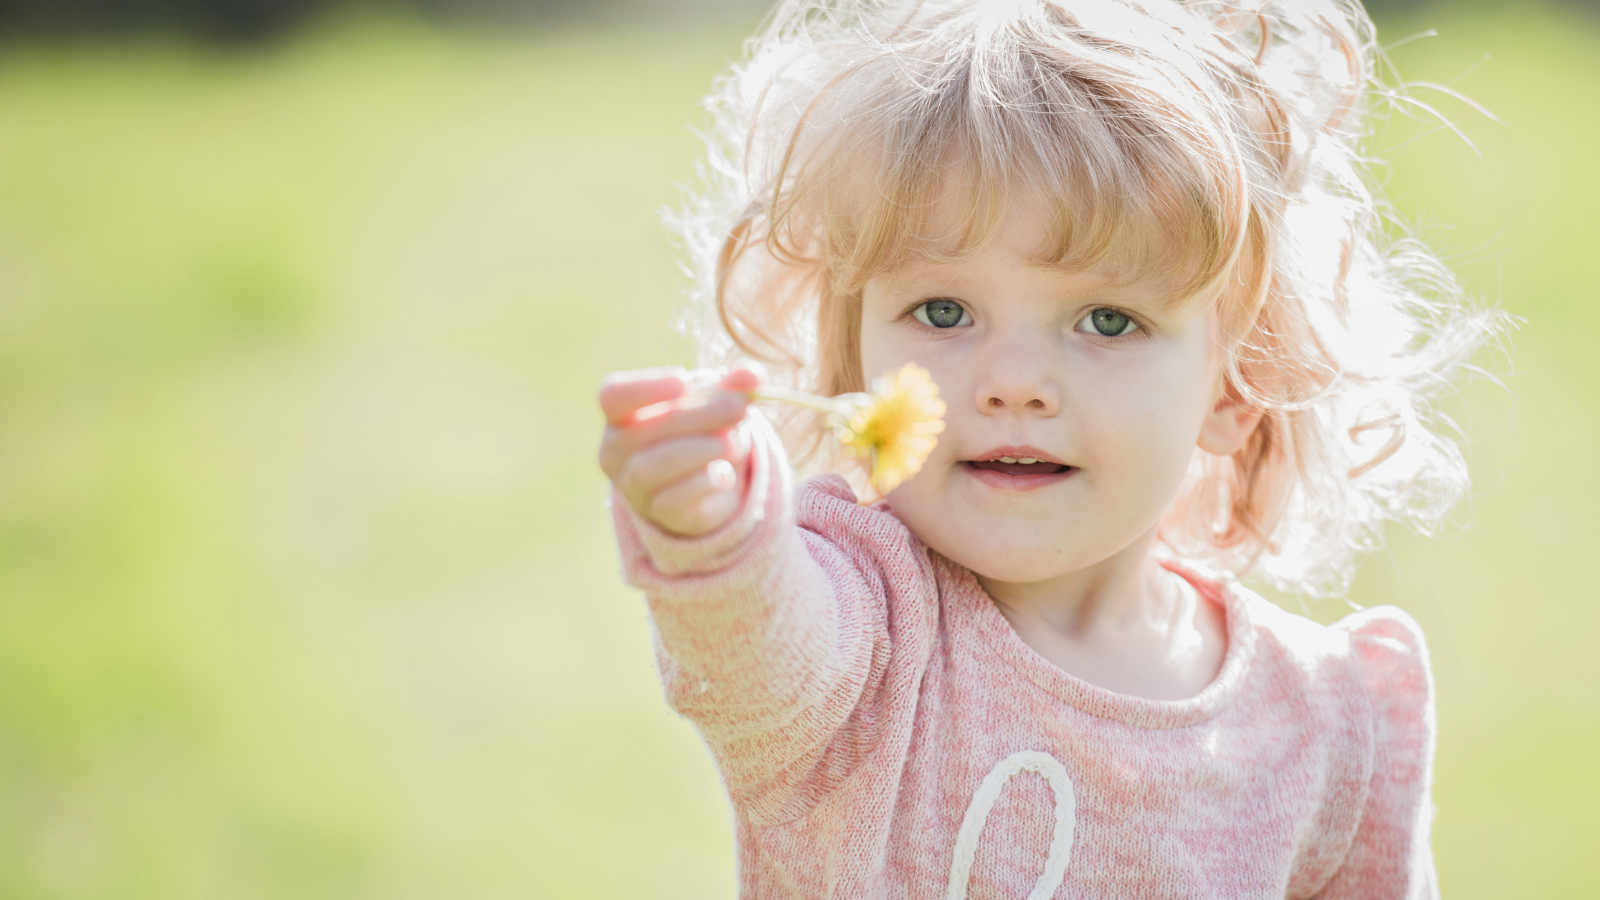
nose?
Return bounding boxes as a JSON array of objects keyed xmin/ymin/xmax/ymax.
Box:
[{"xmin": 974, "ymin": 342, "xmax": 1060, "ymax": 417}]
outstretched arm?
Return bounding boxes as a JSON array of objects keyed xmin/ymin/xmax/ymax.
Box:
[{"xmin": 600, "ymin": 367, "xmax": 893, "ymax": 825}]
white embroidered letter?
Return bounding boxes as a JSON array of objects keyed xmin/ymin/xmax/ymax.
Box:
[{"xmin": 945, "ymin": 750, "xmax": 1076, "ymax": 900}]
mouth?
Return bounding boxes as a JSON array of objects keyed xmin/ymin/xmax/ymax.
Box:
[{"xmin": 960, "ymin": 446, "xmax": 1076, "ymax": 490}]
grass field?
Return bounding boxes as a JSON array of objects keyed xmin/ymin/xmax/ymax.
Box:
[{"xmin": 0, "ymin": 5, "xmax": 1594, "ymax": 897}]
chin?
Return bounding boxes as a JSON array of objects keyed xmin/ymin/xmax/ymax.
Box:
[{"xmin": 926, "ymin": 529, "xmax": 1082, "ymax": 585}]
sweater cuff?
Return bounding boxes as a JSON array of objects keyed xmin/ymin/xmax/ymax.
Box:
[{"xmin": 611, "ymin": 408, "xmax": 792, "ymax": 579}]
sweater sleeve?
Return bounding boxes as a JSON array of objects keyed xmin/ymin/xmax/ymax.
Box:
[
  {"xmin": 611, "ymin": 410, "xmax": 891, "ymax": 824},
  {"xmin": 1315, "ymin": 607, "xmax": 1440, "ymax": 900}
]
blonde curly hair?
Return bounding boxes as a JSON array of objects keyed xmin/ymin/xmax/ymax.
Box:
[{"xmin": 668, "ymin": 0, "xmax": 1502, "ymax": 596}]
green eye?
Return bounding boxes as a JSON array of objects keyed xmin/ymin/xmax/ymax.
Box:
[
  {"xmin": 913, "ymin": 299, "xmax": 971, "ymax": 329},
  {"xmin": 1079, "ymin": 308, "xmax": 1138, "ymax": 337}
]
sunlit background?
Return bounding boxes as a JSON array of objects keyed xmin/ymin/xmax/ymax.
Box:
[{"xmin": 0, "ymin": 0, "xmax": 1594, "ymax": 896}]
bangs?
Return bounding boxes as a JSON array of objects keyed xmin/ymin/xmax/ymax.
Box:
[{"xmin": 761, "ymin": 3, "xmax": 1257, "ymax": 305}]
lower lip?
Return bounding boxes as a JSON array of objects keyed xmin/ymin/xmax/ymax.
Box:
[{"xmin": 961, "ymin": 463, "xmax": 1076, "ymax": 492}]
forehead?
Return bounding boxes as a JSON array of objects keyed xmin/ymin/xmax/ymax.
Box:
[{"xmin": 867, "ymin": 193, "xmax": 1195, "ymax": 307}]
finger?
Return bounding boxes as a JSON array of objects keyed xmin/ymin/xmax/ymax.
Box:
[
  {"xmin": 611, "ymin": 392, "xmax": 751, "ymax": 457},
  {"xmin": 656, "ymin": 488, "xmax": 740, "ymax": 538},
  {"xmin": 718, "ymin": 361, "xmax": 765, "ymax": 394},
  {"xmin": 649, "ymin": 461, "xmax": 740, "ymax": 536},
  {"xmin": 614, "ymin": 435, "xmax": 729, "ymax": 507},
  {"xmin": 599, "ymin": 368, "xmax": 688, "ymax": 425},
  {"xmin": 600, "ymin": 411, "xmax": 743, "ymax": 482},
  {"xmin": 727, "ymin": 419, "xmax": 752, "ymax": 469}
]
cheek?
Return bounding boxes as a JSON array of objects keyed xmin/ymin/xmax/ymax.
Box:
[
  {"xmin": 1074, "ymin": 346, "xmax": 1216, "ymax": 483},
  {"xmin": 858, "ymin": 317, "xmax": 911, "ymax": 384},
  {"xmin": 857, "ymin": 289, "xmax": 896, "ymax": 372},
  {"xmin": 858, "ymin": 335, "xmax": 891, "ymax": 387},
  {"xmin": 859, "ymin": 318, "xmax": 970, "ymax": 408}
]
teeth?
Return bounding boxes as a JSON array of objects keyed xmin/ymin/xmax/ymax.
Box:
[{"xmin": 998, "ymin": 456, "xmax": 1017, "ymax": 464}]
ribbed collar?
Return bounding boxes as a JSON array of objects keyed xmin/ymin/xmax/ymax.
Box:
[{"xmin": 939, "ymin": 554, "xmax": 1257, "ymax": 730}]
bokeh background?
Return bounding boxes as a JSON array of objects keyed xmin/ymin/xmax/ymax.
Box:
[{"xmin": 0, "ymin": 0, "xmax": 1594, "ymax": 896}]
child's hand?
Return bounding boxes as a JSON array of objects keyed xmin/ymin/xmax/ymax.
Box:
[{"xmin": 598, "ymin": 365, "xmax": 760, "ymax": 537}]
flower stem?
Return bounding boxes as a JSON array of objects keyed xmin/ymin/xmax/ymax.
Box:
[{"xmin": 748, "ymin": 385, "xmax": 841, "ymax": 415}]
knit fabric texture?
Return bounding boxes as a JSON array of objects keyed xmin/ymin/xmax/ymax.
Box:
[{"xmin": 611, "ymin": 413, "xmax": 1439, "ymax": 899}]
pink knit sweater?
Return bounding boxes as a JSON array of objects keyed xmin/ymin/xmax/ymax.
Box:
[{"xmin": 612, "ymin": 415, "xmax": 1439, "ymax": 899}]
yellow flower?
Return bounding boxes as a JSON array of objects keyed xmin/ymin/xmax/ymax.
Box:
[
  {"xmin": 831, "ymin": 363, "xmax": 946, "ymax": 494},
  {"xmin": 739, "ymin": 362, "xmax": 946, "ymax": 496}
]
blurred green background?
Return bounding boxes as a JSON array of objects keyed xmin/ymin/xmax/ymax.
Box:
[{"xmin": 0, "ymin": 1, "xmax": 1593, "ymax": 897}]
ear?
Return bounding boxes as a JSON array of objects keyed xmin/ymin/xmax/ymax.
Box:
[{"xmin": 1197, "ymin": 388, "xmax": 1264, "ymax": 457}]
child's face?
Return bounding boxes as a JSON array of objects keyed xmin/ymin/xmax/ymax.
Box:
[{"xmin": 860, "ymin": 206, "xmax": 1256, "ymax": 585}]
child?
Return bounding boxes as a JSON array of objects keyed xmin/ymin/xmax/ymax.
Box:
[{"xmin": 599, "ymin": 1, "xmax": 1495, "ymax": 896}]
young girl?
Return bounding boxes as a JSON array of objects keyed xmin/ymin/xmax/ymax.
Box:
[{"xmin": 599, "ymin": 1, "xmax": 1494, "ymax": 895}]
